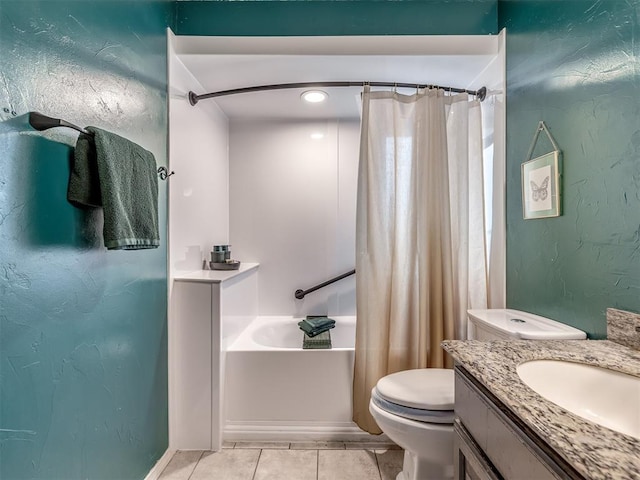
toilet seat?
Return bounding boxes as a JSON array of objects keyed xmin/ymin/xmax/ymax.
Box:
[{"xmin": 372, "ymin": 369, "xmax": 454, "ymax": 424}]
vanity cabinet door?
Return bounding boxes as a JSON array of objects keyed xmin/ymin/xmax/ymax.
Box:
[
  {"xmin": 454, "ymin": 419, "xmax": 503, "ymax": 480},
  {"xmin": 454, "ymin": 367, "xmax": 578, "ymax": 480}
]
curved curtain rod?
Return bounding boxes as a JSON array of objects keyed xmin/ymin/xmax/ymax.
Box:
[{"xmin": 188, "ymin": 82, "xmax": 487, "ymax": 105}]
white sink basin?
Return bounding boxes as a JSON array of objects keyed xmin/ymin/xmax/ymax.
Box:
[{"xmin": 517, "ymin": 360, "xmax": 640, "ymax": 439}]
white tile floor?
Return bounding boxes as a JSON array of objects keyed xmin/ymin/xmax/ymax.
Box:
[{"xmin": 159, "ymin": 441, "xmax": 404, "ymax": 480}]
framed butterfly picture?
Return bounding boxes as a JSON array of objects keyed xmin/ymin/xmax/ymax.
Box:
[{"xmin": 522, "ymin": 151, "xmax": 561, "ymax": 219}]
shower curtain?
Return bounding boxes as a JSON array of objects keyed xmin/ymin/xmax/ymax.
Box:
[{"xmin": 353, "ymin": 87, "xmax": 488, "ymax": 433}]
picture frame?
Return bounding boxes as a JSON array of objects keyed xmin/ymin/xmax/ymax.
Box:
[{"xmin": 521, "ymin": 151, "xmax": 561, "ymax": 219}]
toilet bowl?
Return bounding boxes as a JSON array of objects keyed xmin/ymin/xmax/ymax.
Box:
[
  {"xmin": 369, "ymin": 309, "xmax": 587, "ymax": 480},
  {"xmin": 369, "ymin": 369, "xmax": 454, "ymax": 480}
]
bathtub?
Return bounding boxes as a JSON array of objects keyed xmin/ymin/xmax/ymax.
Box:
[
  {"xmin": 229, "ymin": 315, "xmax": 356, "ymax": 351},
  {"xmin": 223, "ymin": 316, "xmax": 379, "ymax": 441}
]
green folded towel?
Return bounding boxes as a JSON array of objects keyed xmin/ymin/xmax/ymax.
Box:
[
  {"xmin": 298, "ymin": 316, "xmax": 336, "ymax": 336},
  {"xmin": 69, "ymin": 127, "xmax": 159, "ymax": 250},
  {"xmin": 298, "ymin": 323, "xmax": 335, "ymax": 337},
  {"xmin": 303, "ymin": 330, "xmax": 332, "ymax": 349},
  {"xmin": 298, "ymin": 316, "xmax": 336, "ymax": 337},
  {"xmin": 304, "ymin": 316, "xmax": 336, "ymax": 329}
]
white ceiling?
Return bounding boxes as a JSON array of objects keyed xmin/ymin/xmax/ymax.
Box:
[{"xmin": 175, "ymin": 36, "xmax": 499, "ymax": 120}]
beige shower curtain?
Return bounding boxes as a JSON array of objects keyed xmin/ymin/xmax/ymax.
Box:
[{"xmin": 353, "ymin": 87, "xmax": 488, "ymax": 433}]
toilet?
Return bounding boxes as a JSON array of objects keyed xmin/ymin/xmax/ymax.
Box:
[{"xmin": 369, "ymin": 309, "xmax": 586, "ymax": 480}]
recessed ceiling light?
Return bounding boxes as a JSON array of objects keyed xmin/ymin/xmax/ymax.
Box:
[
  {"xmin": 301, "ymin": 90, "xmax": 328, "ymax": 103},
  {"xmin": 310, "ymin": 132, "xmax": 325, "ymax": 140}
]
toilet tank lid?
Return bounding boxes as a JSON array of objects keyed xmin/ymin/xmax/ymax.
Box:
[
  {"xmin": 467, "ymin": 309, "xmax": 586, "ymax": 340},
  {"xmin": 375, "ymin": 369, "xmax": 454, "ymax": 411}
]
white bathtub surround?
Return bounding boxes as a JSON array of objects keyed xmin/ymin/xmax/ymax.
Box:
[
  {"xmin": 169, "ymin": 33, "xmax": 507, "ymax": 454},
  {"xmin": 229, "ymin": 119, "xmax": 360, "ymax": 317},
  {"xmin": 224, "ymin": 316, "xmax": 388, "ymax": 442},
  {"xmin": 354, "ymin": 88, "xmax": 490, "ymax": 433},
  {"xmin": 168, "ymin": 31, "xmax": 230, "ymax": 276},
  {"xmin": 171, "ymin": 271, "xmax": 385, "ymax": 448},
  {"xmin": 171, "ymin": 264, "xmax": 259, "ymax": 451}
]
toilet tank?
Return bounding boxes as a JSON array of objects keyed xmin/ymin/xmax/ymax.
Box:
[{"xmin": 467, "ymin": 309, "xmax": 586, "ymax": 341}]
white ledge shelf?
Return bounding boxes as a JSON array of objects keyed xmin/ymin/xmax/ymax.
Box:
[{"xmin": 174, "ymin": 263, "xmax": 259, "ymax": 284}]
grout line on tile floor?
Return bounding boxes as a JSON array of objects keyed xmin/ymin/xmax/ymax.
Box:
[
  {"xmin": 185, "ymin": 450, "xmax": 204, "ymax": 480},
  {"xmin": 250, "ymin": 448, "xmax": 262, "ymax": 480}
]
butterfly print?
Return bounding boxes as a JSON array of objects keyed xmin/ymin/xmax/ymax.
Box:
[{"xmin": 530, "ymin": 176, "xmax": 549, "ymax": 201}]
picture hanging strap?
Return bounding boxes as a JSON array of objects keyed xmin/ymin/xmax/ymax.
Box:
[{"xmin": 525, "ymin": 121, "xmax": 561, "ymax": 161}]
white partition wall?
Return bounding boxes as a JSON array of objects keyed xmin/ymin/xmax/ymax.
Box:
[
  {"xmin": 229, "ymin": 119, "xmax": 360, "ymax": 317},
  {"xmin": 172, "ymin": 265, "xmax": 259, "ymax": 451},
  {"xmin": 466, "ymin": 29, "xmax": 507, "ymax": 310},
  {"xmin": 168, "ymin": 29, "xmax": 230, "ymax": 450},
  {"xmin": 171, "ymin": 280, "xmax": 217, "ymax": 450},
  {"xmin": 168, "ymin": 30, "xmax": 230, "ymax": 276}
]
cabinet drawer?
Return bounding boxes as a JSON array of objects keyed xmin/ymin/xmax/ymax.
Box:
[{"xmin": 454, "ymin": 419, "xmax": 503, "ymax": 480}]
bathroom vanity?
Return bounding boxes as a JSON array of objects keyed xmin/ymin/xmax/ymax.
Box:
[
  {"xmin": 453, "ymin": 365, "xmax": 581, "ymax": 479},
  {"xmin": 443, "ymin": 308, "xmax": 640, "ymax": 480}
]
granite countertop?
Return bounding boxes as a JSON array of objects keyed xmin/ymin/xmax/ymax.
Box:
[{"xmin": 442, "ymin": 339, "xmax": 640, "ymax": 480}]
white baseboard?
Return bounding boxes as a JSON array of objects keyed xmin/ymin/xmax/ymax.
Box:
[
  {"xmin": 144, "ymin": 448, "xmax": 175, "ymax": 480},
  {"xmin": 224, "ymin": 421, "xmax": 389, "ymax": 443}
]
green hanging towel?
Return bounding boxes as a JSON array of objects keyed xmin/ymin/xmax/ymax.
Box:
[{"xmin": 69, "ymin": 127, "xmax": 159, "ymax": 250}]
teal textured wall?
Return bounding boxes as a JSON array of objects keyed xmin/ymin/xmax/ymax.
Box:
[
  {"xmin": 0, "ymin": 1, "xmax": 172, "ymax": 479},
  {"xmin": 500, "ymin": 0, "xmax": 640, "ymax": 338},
  {"xmin": 5, "ymin": 0, "xmax": 636, "ymax": 478},
  {"xmin": 176, "ymin": 0, "xmax": 498, "ymax": 36}
]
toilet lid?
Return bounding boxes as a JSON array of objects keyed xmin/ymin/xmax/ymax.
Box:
[
  {"xmin": 375, "ymin": 369, "xmax": 454, "ymax": 410},
  {"xmin": 371, "ymin": 387, "xmax": 454, "ymax": 424}
]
